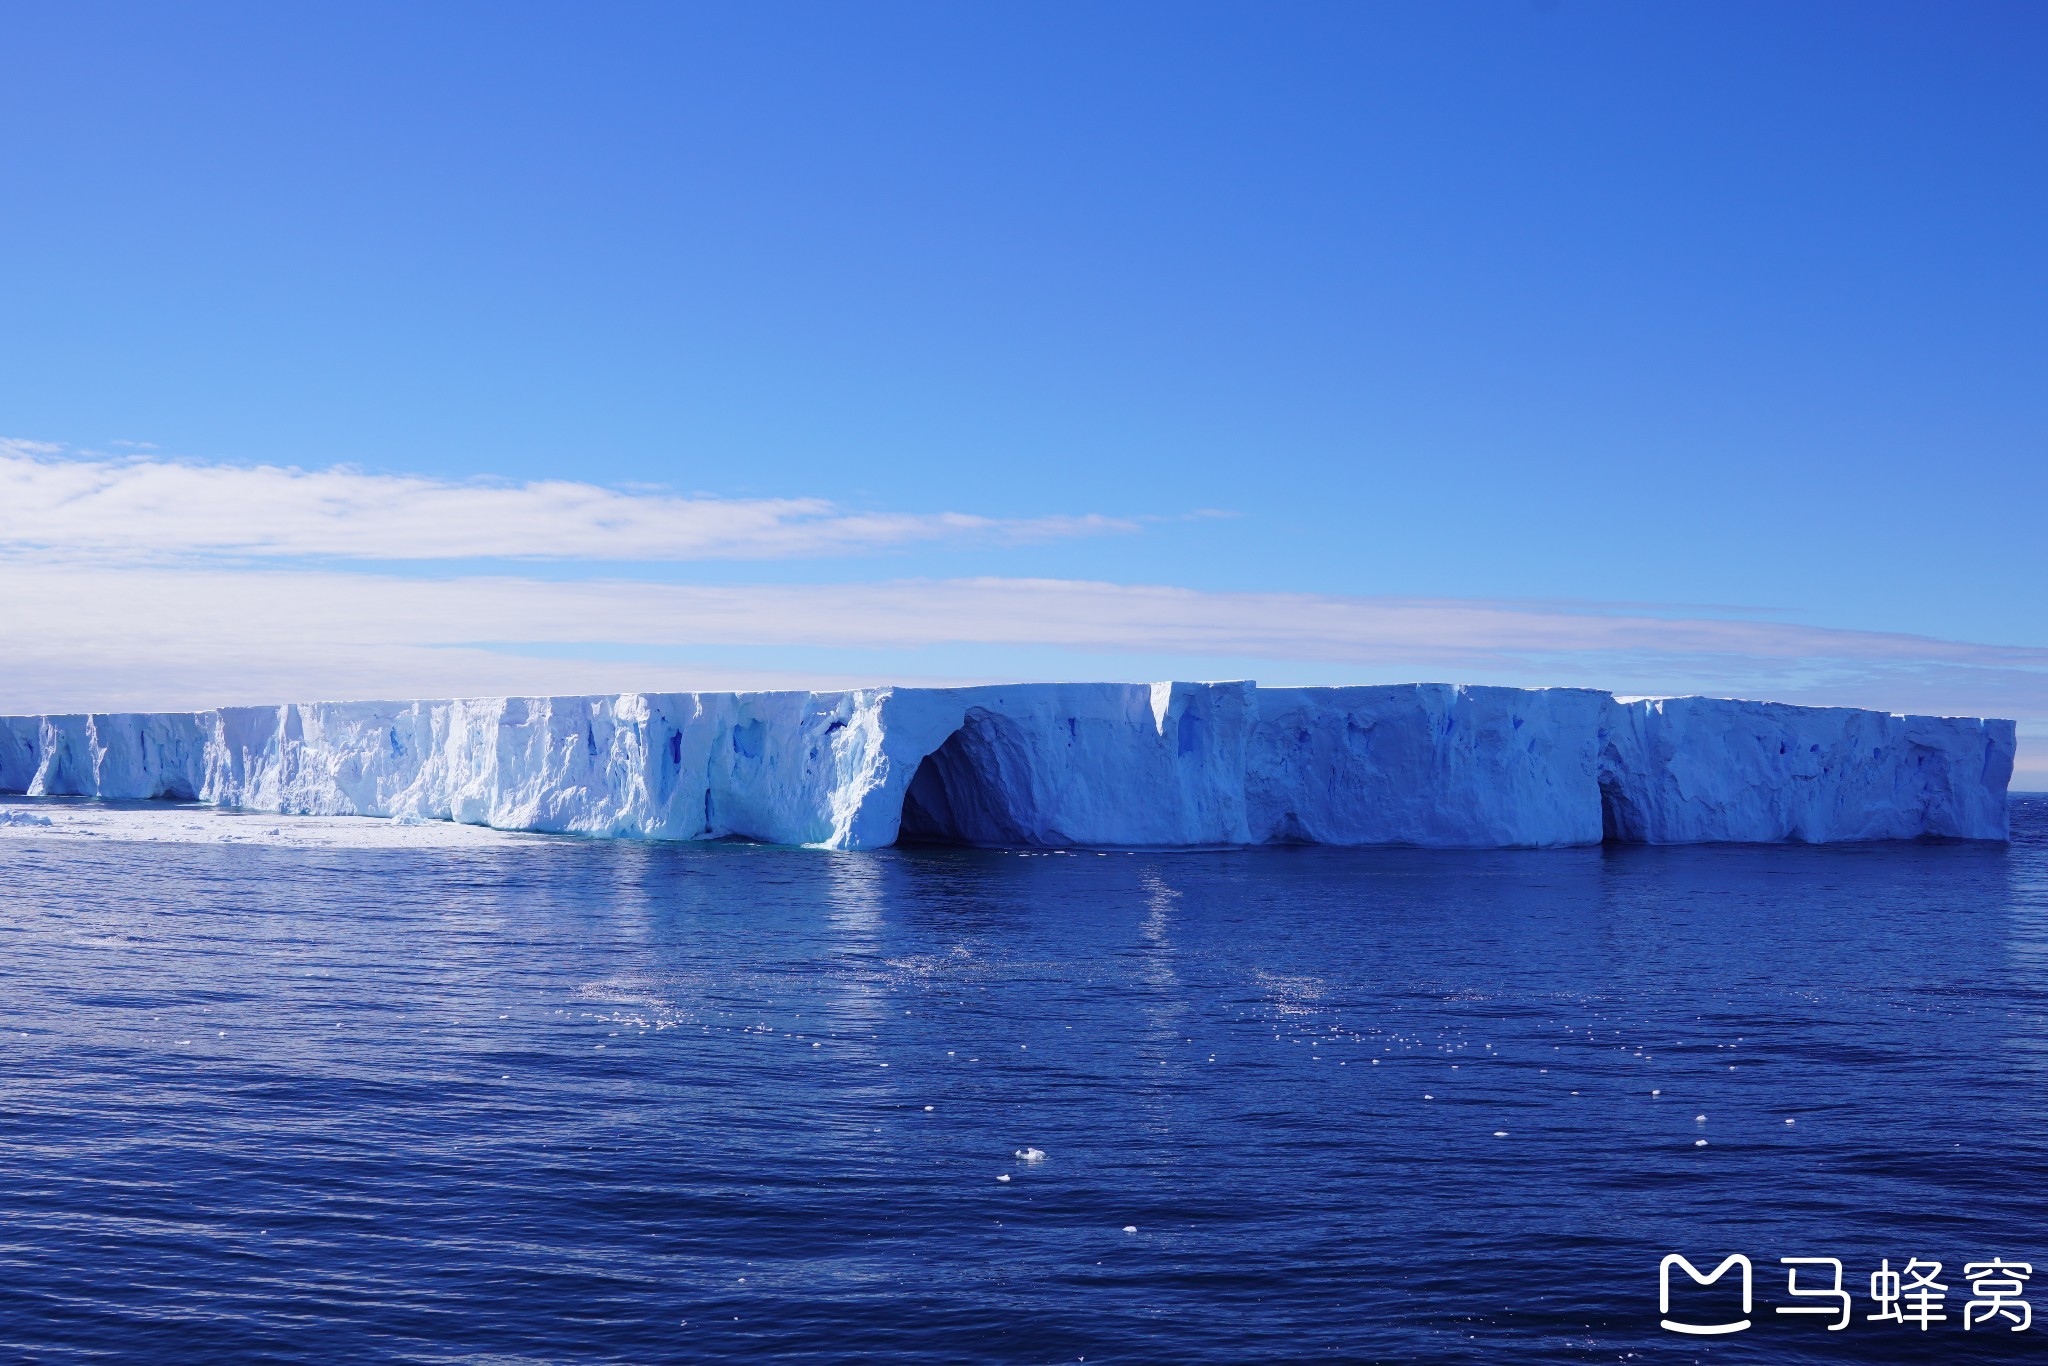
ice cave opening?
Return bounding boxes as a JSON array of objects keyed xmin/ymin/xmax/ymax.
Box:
[
  {"xmin": 894, "ymin": 708, "xmax": 1044, "ymax": 847},
  {"xmin": 1598, "ymin": 772, "xmax": 1645, "ymax": 844}
]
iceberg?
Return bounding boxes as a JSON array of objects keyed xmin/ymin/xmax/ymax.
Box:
[{"xmin": 0, "ymin": 683, "xmax": 2014, "ymax": 848}]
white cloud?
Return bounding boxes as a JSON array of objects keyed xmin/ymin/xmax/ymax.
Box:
[
  {"xmin": 2, "ymin": 441, "xmax": 2039, "ymax": 781},
  {"xmin": 0, "ymin": 441, "xmax": 1135, "ymax": 562},
  {"xmin": 3, "ymin": 560, "xmax": 2041, "ymax": 723}
]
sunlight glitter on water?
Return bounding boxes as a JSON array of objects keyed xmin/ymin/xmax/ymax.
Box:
[{"xmin": 0, "ymin": 797, "xmax": 2039, "ymax": 1363}]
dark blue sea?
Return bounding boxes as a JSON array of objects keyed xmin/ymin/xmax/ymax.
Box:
[{"xmin": 1, "ymin": 798, "xmax": 2044, "ymax": 1363}]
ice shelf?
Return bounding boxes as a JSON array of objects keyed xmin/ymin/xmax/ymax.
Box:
[{"xmin": 0, "ymin": 683, "xmax": 2014, "ymax": 848}]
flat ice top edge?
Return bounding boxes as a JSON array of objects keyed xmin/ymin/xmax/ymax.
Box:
[{"xmin": 1, "ymin": 682, "xmax": 2013, "ymax": 728}]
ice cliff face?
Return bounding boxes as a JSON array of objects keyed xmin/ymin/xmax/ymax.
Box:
[{"xmin": 0, "ymin": 683, "xmax": 2014, "ymax": 849}]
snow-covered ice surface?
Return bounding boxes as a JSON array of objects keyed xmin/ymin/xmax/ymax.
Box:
[
  {"xmin": 0, "ymin": 797, "xmax": 541, "ymax": 849},
  {"xmin": 0, "ymin": 683, "xmax": 2015, "ymax": 849}
]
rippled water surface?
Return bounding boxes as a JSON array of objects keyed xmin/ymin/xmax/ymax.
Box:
[{"xmin": 1, "ymin": 798, "xmax": 2044, "ymax": 1363}]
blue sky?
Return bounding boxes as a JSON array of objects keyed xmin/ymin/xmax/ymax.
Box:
[{"xmin": 1, "ymin": 3, "xmax": 2043, "ymax": 781}]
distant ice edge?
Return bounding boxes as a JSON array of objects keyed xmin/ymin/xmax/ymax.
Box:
[{"xmin": 0, "ymin": 683, "xmax": 2015, "ymax": 849}]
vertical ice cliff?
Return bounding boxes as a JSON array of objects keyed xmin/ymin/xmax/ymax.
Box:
[
  {"xmin": 0, "ymin": 683, "xmax": 2014, "ymax": 848},
  {"xmin": 1593, "ymin": 695, "xmax": 2014, "ymax": 844}
]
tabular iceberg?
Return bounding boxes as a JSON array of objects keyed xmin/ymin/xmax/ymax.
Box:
[{"xmin": 0, "ymin": 683, "xmax": 2014, "ymax": 849}]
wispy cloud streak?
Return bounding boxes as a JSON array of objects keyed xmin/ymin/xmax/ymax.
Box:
[
  {"xmin": 3, "ymin": 442, "xmax": 2039, "ymax": 778},
  {"xmin": 0, "ymin": 442, "xmax": 1135, "ymax": 562},
  {"xmin": 3, "ymin": 562, "xmax": 2042, "ymax": 727}
]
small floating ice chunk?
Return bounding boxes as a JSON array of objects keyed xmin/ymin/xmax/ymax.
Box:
[
  {"xmin": 1695, "ymin": 1114, "xmax": 1706, "ymax": 1123},
  {"xmin": 1695, "ymin": 1139, "xmax": 1708, "ymax": 1147},
  {"xmin": 1493, "ymin": 1131, "xmax": 1509, "ymax": 1138},
  {"xmin": 996, "ymin": 1174, "xmax": 1011, "ymax": 1183},
  {"xmin": 1122, "ymin": 1225, "xmax": 1137, "ymax": 1234},
  {"xmin": 1015, "ymin": 1147, "xmax": 1046, "ymax": 1162}
]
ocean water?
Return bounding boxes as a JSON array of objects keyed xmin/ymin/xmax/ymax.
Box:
[{"xmin": 1, "ymin": 797, "xmax": 2044, "ymax": 1364}]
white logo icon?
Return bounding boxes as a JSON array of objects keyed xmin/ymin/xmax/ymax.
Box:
[{"xmin": 1660, "ymin": 1254, "xmax": 1753, "ymax": 1335}]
